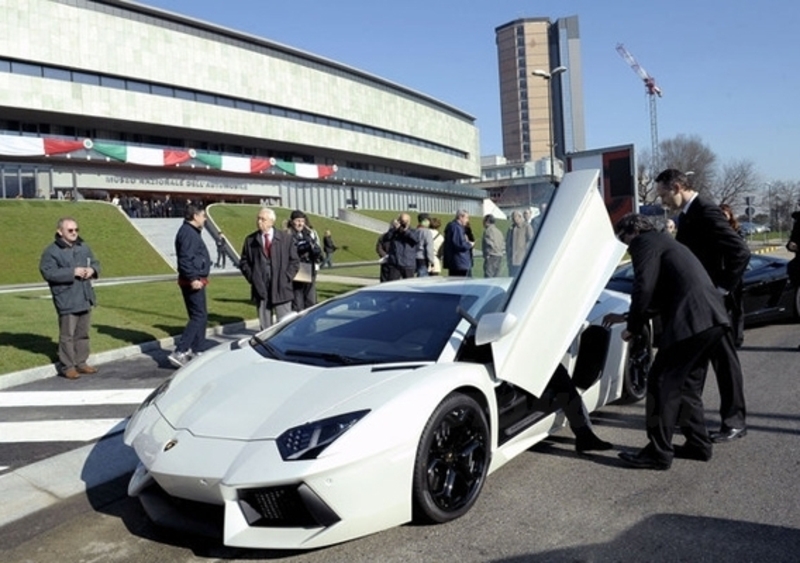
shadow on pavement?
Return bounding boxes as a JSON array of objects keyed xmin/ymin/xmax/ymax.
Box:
[{"xmin": 492, "ymin": 514, "xmax": 800, "ymax": 562}]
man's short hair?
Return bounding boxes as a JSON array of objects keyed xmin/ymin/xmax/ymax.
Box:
[
  {"xmin": 483, "ymin": 214, "xmax": 495, "ymax": 224},
  {"xmin": 614, "ymin": 213, "xmax": 656, "ymax": 237},
  {"xmin": 184, "ymin": 204, "xmax": 204, "ymax": 221},
  {"xmin": 654, "ymin": 168, "xmax": 690, "ymax": 189}
]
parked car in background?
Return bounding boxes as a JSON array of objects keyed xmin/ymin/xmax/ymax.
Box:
[
  {"xmin": 740, "ymin": 221, "xmax": 771, "ymax": 236},
  {"xmin": 607, "ymin": 254, "xmax": 799, "ymax": 330}
]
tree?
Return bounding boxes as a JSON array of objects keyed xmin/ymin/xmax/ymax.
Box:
[
  {"xmin": 708, "ymin": 159, "xmax": 760, "ymax": 207},
  {"xmin": 657, "ymin": 134, "xmax": 717, "ymax": 194},
  {"xmin": 761, "ymin": 180, "xmax": 800, "ymax": 231},
  {"xmin": 636, "ymin": 156, "xmax": 658, "ymax": 204}
]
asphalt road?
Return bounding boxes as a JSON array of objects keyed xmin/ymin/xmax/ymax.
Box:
[{"xmin": 0, "ymin": 320, "xmax": 798, "ymax": 562}]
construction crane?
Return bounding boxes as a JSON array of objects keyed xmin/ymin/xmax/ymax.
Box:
[{"xmin": 616, "ymin": 43, "xmax": 662, "ymax": 174}]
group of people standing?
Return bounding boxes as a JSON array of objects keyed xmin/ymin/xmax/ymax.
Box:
[
  {"xmin": 376, "ymin": 206, "xmax": 543, "ymax": 281},
  {"xmin": 376, "ymin": 212, "xmax": 447, "ymax": 281},
  {"xmin": 167, "ymin": 206, "xmax": 325, "ymax": 368}
]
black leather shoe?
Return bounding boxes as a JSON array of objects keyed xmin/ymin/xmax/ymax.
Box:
[
  {"xmin": 710, "ymin": 427, "xmax": 747, "ymax": 443},
  {"xmin": 674, "ymin": 444, "xmax": 712, "ymax": 461},
  {"xmin": 618, "ymin": 450, "xmax": 671, "ymax": 470},
  {"xmin": 575, "ymin": 432, "xmax": 613, "ymax": 454}
]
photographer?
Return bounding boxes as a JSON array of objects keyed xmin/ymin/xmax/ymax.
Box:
[
  {"xmin": 385, "ymin": 212, "xmax": 420, "ymax": 280},
  {"xmin": 288, "ymin": 209, "xmax": 322, "ymax": 311}
]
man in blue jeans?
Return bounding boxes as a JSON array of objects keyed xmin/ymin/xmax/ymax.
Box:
[{"xmin": 169, "ymin": 204, "xmax": 211, "ymax": 368}]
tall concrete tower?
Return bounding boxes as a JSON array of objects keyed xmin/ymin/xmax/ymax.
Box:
[{"xmin": 495, "ymin": 16, "xmax": 585, "ymax": 164}]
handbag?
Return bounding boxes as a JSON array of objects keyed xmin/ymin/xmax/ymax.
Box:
[{"xmin": 293, "ymin": 261, "xmax": 314, "ymax": 283}]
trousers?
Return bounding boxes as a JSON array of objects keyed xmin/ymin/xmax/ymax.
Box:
[
  {"xmin": 178, "ymin": 285, "xmax": 207, "ymax": 354},
  {"xmin": 58, "ymin": 310, "xmax": 91, "ymax": 369}
]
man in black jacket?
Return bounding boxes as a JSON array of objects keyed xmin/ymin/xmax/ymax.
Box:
[
  {"xmin": 39, "ymin": 217, "xmax": 101, "ymax": 379},
  {"xmin": 655, "ymin": 169, "xmax": 750, "ymax": 443},
  {"xmin": 240, "ymin": 207, "xmax": 299, "ymax": 329},
  {"xmin": 169, "ymin": 205, "xmax": 211, "ymax": 368},
  {"xmin": 605, "ymin": 214, "xmax": 731, "ymax": 470}
]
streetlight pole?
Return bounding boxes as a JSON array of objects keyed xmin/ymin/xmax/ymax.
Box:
[{"xmin": 532, "ymin": 66, "xmax": 567, "ymax": 185}]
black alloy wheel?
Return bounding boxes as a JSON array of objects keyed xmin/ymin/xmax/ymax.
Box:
[
  {"xmin": 412, "ymin": 393, "xmax": 490, "ymax": 524},
  {"xmin": 621, "ymin": 324, "xmax": 652, "ymax": 403}
]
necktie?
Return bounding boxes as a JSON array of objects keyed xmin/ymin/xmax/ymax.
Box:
[{"xmin": 264, "ymin": 233, "xmax": 272, "ymax": 256}]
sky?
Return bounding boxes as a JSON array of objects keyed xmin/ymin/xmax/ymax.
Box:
[{"xmin": 140, "ymin": 0, "xmax": 800, "ymax": 182}]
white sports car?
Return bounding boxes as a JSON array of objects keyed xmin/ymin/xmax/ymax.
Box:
[{"xmin": 124, "ymin": 170, "xmax": 641, "ymax": 549}]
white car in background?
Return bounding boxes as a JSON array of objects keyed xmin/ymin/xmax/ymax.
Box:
[{"xmin": 123, "ymin": 170, "xmax": 638, "ymax": 549}]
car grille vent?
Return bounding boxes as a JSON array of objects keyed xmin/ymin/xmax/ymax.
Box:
[{"xmin": 238, "ymin": 483, "xmax": 340, "ymax": 528}]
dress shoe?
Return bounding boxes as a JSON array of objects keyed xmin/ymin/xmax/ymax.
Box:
[
  {"xmin": 673, "ymin": 444, "xmax": 712, "ymax": 462},
  {"xmin": 77, "ymin": 364, "xmax": 98, "ymax": 374},
  {"xmin": 575, "ymin": 432, "xmax": 613, "ymax": 454},
  {"xmin": 710, "ymin": 427, "xmax": 747, "ymax": 443},
  {"xmin": 618, "ymin": 450, "xmax": 671, "ymax": 470},
  {"xmin": 62, "ymin": 368, "xmax": 80, "ymax": 380}
]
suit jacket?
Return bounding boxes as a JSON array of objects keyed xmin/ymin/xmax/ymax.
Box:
[
  {"xmin": 627, "ymin": 231, "xmax": 730, "ymax": 350},
  {"xmin": 675, "ymin": 195, "xmax": 750, "ymax": 292},
  {"xmin": 443, "ymin": 220, "xmax": 472, "ymax": 271},
  {"xmin": 240, "ymin": 230, "xmax": 299, "ymax": 305}
]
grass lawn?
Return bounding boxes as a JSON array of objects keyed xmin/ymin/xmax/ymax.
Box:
[
  {"xmin": 208, "ymin": 203, "xmax": 384, "ymax": 264},
  {"xmin": 0, "ymin": 277, "xmax": 357, "ymax": 375},
  {"xmin": 0, "ymin": 200, "xmax": 173, "ymax": 285}
]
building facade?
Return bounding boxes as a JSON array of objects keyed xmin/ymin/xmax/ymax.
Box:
[
  {"xmin": 0, "ymin": 0, "xmax": 485, "ymax": 217},
  {"xmin": 495, "ymin": 16, "xmax": 585, "ymax": 165}
]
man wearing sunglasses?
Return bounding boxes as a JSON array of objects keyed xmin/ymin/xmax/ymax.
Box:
[{"xmin": 39, "ymin": 217, "xmax": 101, "ymax": 380}]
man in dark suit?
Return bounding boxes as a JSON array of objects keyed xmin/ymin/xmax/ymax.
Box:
[
  {"xmin": 655, "ymin": 169, "xmax": 750, "ymax": 443},
  {"xmin": 604, "ymin": 214, "xmax": 731, "ymax": 469},
  {"xmin": 240, "ymin": 207, "xmax": 300, "ymax": 330}
]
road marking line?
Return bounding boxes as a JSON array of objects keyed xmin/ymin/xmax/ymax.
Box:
[
  {"xmin": 0, "ymin": 389, "xmax": 153, "ymax": 407},
  {"xmin": 0, "ymin": 419, "xmax": 128, "ymax": 443}
]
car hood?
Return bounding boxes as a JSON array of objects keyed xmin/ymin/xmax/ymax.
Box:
[{"xmin": 155, "ymin": 346, "xmax": 411, "ymax": 440}]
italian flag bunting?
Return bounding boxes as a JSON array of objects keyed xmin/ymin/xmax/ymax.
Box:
[
  {"xmin": 0, "ymin": 134, "xmax": 85, "ymax": 156},
  {"xmin": 276, "ymin": 162, "xmax": 338, "ymax": 179},
  {"xmin": 0, "ymin": 135, "xmax": 333, "ymax": 179}
]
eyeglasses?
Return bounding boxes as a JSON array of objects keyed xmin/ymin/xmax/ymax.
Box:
[{"xmin": 66, "ymin": 228, "xmax": 79, "ymax": 233}]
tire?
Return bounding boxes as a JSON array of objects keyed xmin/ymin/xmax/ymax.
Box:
[
  {"xmin": 792, "ymin": 286, "xmax": 800, "ymax": 320},
  {"xmin": 412, "ymin": 393, "xmax": 490, "ymax": 524},
  {"xmin": 621, "ymin": 324, "xmax": 653, "ymax": 403}
]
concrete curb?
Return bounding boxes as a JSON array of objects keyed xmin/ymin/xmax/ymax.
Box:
[{"xmin": 0, "ymin": 319, "xmax": 260, "ymax": 391}]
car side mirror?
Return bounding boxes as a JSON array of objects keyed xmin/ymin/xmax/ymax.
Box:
[{"xmin": 475, "ymin": 312, "xmax": 518, "ymax": 346}]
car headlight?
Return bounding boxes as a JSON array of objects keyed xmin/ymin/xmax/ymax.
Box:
[{"xmin": 277, "ymin": 410, "xmax": 370, "ymax": 461}]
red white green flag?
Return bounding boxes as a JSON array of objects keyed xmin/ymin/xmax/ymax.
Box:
[
  {"xmin": 276, "ymin": 162, "xmax": 338, "ymax": 179},
  {"xmin": 0, "ymin": 134, "xmax": 86, "ymax": 156}
]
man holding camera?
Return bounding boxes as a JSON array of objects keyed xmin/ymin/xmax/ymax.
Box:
[{"xmin": 384, "ymin": 212, "xmax": 420, "ymax": 280}]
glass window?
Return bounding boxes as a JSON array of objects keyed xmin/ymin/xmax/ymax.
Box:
[
  {"xmin": 0, "ymin": 59, "xmax": 10, "ymax": 72},
  {"xmin": 257, "ymin": 290, "xmax": 477, "ymax": 365},
  {"xmin": 196, "ymin": 92, "xmax": 215, "ymax": 104},
  {"xmin": 127, "ymin": 80, "xmax": 150, "ymax": 93},
  {"xmin": 175, "ymin": 88, "xmax": 195, "ymax": 101},
  {"xmin": 235, "ymin": 100, "xmax": 253, "ymax": 111},
  {"xmin": 217, "ymin": 97, "xmax": 235, "ymax": 108},
  {"xmin": 43, "ymin": 67, "xmax": 71, "ymax": 81},
  {"xmin": 151, "ymin": 84, "xmax": 174, "ymax": 97},
  {"xmin": 100, "ymin": 76, "xmax": 126, "ymax": 89},
  {"xmin": 73, "ymin": 72, "xmax": 100, "ymax": 85},
  {"xmin": 12, "ymin": 62, "xmax": 42, "ymax": 77}
]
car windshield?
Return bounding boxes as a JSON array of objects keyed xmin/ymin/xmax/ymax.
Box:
[{"xmin": 252, "ymin": 290, "xmax": 480, "ymax": 366}]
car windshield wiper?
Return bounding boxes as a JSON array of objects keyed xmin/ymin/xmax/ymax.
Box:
[
  {"xmin": 284, "ymin": 349, "xmax": 365, "ymax": 365},
  {"xmin": 250, "ymin": 334, "xmax": 285, "ymax": 360}
]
